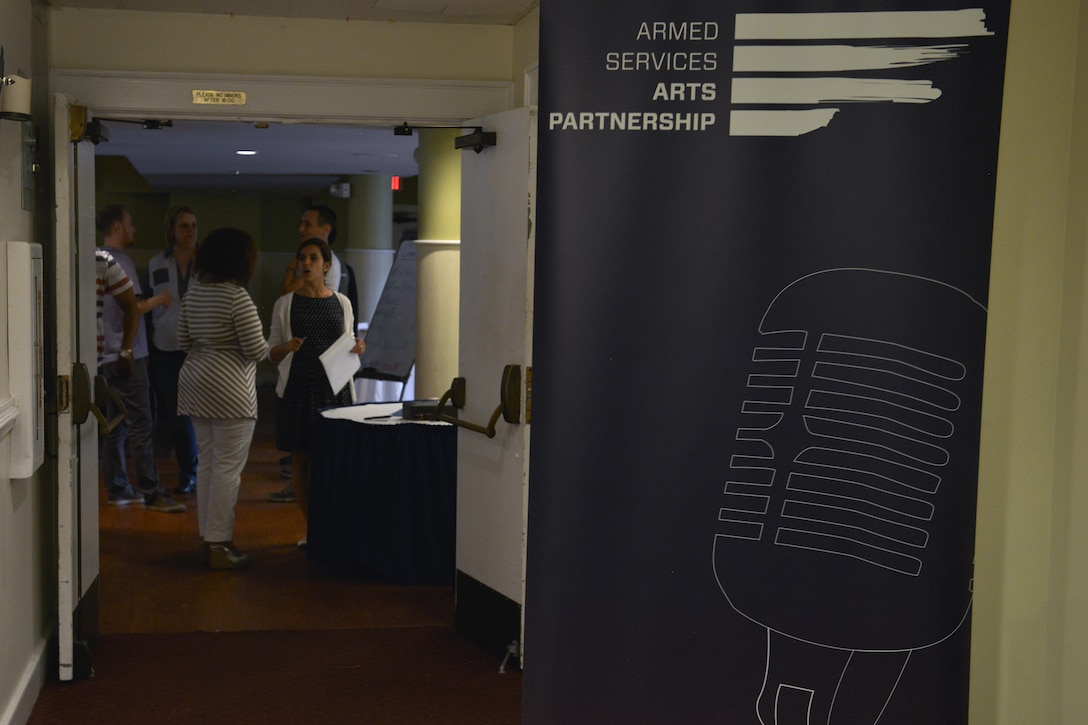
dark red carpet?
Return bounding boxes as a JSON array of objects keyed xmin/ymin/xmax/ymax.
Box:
[{"xmin": 29, "ymin": 626, "xmax": 521, "ymax": 724}]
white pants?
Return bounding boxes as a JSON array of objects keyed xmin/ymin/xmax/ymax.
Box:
[{"xmin": 192, "ymin": 417, "xmax": 256, "ymax": 542}]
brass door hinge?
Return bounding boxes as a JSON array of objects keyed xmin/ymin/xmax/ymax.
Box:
[
  {"xmin": 57, "ymin": 374, "xmax": 70, "ymax": 413},
  {"xmin": 524, "ymin": 366, "xmax": 532, "ymax": 424}
]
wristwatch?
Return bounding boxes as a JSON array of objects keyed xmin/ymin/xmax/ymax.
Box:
[{"xmin": 118, "ymin": 349, "xmax": 134, "ymax": 360}]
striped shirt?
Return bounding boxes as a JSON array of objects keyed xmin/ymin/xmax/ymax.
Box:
[
  {"xmin": 177, "ymin": 281, "xmax": 267, "ymax": 419},
  {"xmin": 95, "ymin": 248, "xmax": 133, "ymax": 364}
]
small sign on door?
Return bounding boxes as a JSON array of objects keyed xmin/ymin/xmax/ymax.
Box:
[{"xmin": 192, "ymin": 90, "xmax": 247, "ymax": 106}]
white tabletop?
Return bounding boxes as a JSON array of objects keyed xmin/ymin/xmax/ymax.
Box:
[{"xmin": 320, "ymin": 402, "xmax": 451, "ymax": 426}]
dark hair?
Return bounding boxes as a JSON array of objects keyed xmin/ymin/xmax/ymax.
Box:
[
  {"xmin": 305, "ymin": 204, "xmax": 337, "ymax": 245},
  {"xmin": 196, "ymin": 228, "xmax": 257, "ymax": 285},
  {"xmin": 95, "ymin": 204, "xmax": 127, "ymax": 235},
  {"xmin": 297, "ymin": 238, "xmax": 332, "ymax": 265},
  {"xmin": 164, "ymin": 205, "xmax": 197, "ymax": 249}
]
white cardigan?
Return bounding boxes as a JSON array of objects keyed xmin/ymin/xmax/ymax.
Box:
[{"xmin": 268, "ymin": 291, "xmax": 357, "ymax": 402}]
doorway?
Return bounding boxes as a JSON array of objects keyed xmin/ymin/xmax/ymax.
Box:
[{"xmin": 52, "ymin": 68, "xmax": 512, "ymax": 639}]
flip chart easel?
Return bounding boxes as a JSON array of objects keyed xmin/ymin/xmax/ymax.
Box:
[{"xmin": 357, "ymin": 240, "xmax": 416, "ymax": 390}]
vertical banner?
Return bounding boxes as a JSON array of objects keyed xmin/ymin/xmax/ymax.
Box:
[{"xmin": 527, "ymin": 3, "xmax": 1009, "ymax": 724}]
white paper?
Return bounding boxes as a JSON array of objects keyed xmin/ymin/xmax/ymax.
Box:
[{"xmin": 319, "ymin": 330, "xmax": 362, "ymax": 394}]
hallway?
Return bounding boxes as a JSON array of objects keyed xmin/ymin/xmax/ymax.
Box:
[{"xmin": 96, "ymin": 391, "xmax": 454, "ymax": 635}]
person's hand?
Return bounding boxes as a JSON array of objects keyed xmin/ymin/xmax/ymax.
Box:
[
  {"xmin": 285, "ymin": 337, "xmax": 305, "ymax": 353},
  {"xmin": 158, "ymin": 290, "xmax": 173, "ymax": 309},
  {"xmin": 117, "ymin": 356, "xmax": 134, "ymax": 379},
  {"xmin": 351, "ymin": 338, "xmax": 366, "ymax": 355}
]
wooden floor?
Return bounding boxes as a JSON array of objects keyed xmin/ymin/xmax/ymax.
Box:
[
  {"xmin": 26, "ymin": 388, "xmax": 522, "ymax": 724},
  {"xmin": 97, "ymin": 386, "xmax": 455, "ymax": 636}
]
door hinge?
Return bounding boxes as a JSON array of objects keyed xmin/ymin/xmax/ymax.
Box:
[
  {"xmin": 525, "ymin": 366, "xmax": 532, "ymax": 424},
  {"xmin": 57, "ymin": 374, "xmax": 70, "ymax": 413}
]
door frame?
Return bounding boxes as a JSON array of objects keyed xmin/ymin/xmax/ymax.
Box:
[
  {"xmin": 48, "ymin": 69, "xmax": 516, "ymax": 679},
  {"xmin": 51, "ymin": 70, "xmax": 513, "ymax": 126}
]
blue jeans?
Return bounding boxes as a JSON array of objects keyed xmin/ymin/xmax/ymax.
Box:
[
  {"xmin": 150, "ymin": 348, "xmax": 198, "ymax": 480},
  {"xmin": 101, "ymin": 357, "xmax": 162, "ymax": 498}
]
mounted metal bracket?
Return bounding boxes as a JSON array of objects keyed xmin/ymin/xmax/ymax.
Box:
[{"xmin": 454, "ymin": 127, "xmax": 497, "ymax": 153}]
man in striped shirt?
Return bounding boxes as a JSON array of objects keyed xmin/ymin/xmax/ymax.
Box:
[
  {"xmin": 96, "ymin": 206, "xmax": 185, "ymax": 513},
  {"xmin": 95, "ymin": 247, "xmax": 138, "ymax": 369}
]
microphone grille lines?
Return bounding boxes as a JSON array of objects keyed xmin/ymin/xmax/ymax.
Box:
[{"xmin": 714, "ymin": 269, "xmax": 985, "ymax": 650}]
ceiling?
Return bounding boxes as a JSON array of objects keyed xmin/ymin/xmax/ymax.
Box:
[
  {"xmin": 96, "ymin": 118, "xmax": 422, "ymax": 196},
  {"xmin": 54, "ymin": 0, "xmax": 539, "ymax": 196},
  {"xmin": 47, "ymin": 0, "xmax": 539, "ymax": 25}
]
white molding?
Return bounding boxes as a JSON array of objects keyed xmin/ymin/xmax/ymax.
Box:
[
  {"xmin": 0, "ymin": 396, "xmax": 17, "ymax": 440},
  {"xmin": 50, "ymin": 69, "xmax": 514, "ymax": 126},
  {"xmin": 524, "ymin": 62, "xmax": 539, "ymax": 107},
  {"xmin": 0, "ymin": 637, "xmax": 47, "ymax": 725}
]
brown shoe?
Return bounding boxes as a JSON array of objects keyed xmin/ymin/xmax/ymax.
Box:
[
  {"xmin": 207, "ymin": 542, "xmax": 250, "ymax": 570},
  {"xmin": 146, "ymin": 493, "xmax": 187, "ymax": 513},
  {"xmin": 267, "ymin": 485, "xmax": 296, "ymax": 503}
]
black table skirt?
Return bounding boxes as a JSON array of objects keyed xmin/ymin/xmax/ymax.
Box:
[{"xmin": 307, "ymin": 412, "xmax": 457, "ymax": 584}]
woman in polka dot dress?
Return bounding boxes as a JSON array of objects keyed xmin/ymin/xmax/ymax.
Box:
[{"xmin": 269, "ymin": 238, "xmax": 365, "ymax": 533}]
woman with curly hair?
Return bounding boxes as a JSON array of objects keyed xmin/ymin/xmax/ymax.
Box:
[{"xmin": 177, "ymin": 228, "xmax": 267, "ymax": 570}]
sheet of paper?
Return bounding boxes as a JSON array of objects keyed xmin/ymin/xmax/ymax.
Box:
[{"xmin": 319, "ymin": 330, "xmax": 362, "ymax": 395}]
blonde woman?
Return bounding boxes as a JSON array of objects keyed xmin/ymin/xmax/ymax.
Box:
[{"xmin": 145, "ymin": 204, "xmax": 199, "ymax": 494}]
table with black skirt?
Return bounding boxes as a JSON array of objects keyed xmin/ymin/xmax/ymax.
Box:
[{"xmin": 307, "ymin": 402, "xmax": 457, "ymax": 585}]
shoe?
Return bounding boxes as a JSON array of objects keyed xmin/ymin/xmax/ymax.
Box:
[
  {"xmin": 267, "ymin": 486, "xmax": 297, "ymax": 503},
  {"xmin": 279, "ymin": 454, "xmax": 293, "ymax": 465},
  {"xmin": 146, "ymin": 493, "xmax": 187, "ymax": 513},
  {"xmin": 107, "ymin": 488, "xmax": 143, "ymax": 506},
  {"xmin": 173, "ymin": 477, "xmax": 196, "ymax": 496},
  {"xmin": 208, "ymin": 542, "xmax": 250, "ymax": 570},
  {"xmin": 297, "ymin": 538, "xmax": 307, "ymax": 548},
  {"xmin": 280, "ymin": 467, "xmax": 293, "ymax": 479}
]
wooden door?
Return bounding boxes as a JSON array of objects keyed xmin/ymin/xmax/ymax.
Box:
[
  {"xmin": 455, "ymin": 107, "xmax": 536, "ymax": 665},
  {"xmin": 53, "ymin": 96, "xmax": 101, "ymax": 681}
]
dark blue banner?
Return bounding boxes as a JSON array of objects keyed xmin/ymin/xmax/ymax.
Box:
[{"xmin": 526, "ymin": 3, "xmax": 1009, "ymax": 723}]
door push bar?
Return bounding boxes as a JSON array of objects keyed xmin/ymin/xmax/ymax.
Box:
[
  {"xmin": 70, "ymin": 362, "xmax": 127, "ymax": 437},
  {"xmin": 432, "ymin": 364, "xmax": 522, "ymax": 438}
]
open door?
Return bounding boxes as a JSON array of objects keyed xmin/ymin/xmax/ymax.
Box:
[
  {"xmin": 454, "ymin": 107, "xmax": 536, "ymax": 666},
  {"xmin": 52, "ymin": 95, "xmax": 102, "ymax": 681}
]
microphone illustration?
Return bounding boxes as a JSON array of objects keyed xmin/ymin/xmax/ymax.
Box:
[{"xmin": 714, "ymin": 269, "xmax": 985, "ymax": 724}]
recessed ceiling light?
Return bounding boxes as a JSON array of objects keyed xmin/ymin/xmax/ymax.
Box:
[{"xmin": 236, "ymin": 149, "xmax": 258, "ymax": 156}]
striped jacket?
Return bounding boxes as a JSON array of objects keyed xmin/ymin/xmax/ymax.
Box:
[{"xmin": 177, "ymin": 281, "xmax": 267, "ymax": 419}]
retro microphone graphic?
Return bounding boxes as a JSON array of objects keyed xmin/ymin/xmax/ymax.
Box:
[{"xmin": 714, "ymin": 269, "xmax": 985, "ymax": 724}]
